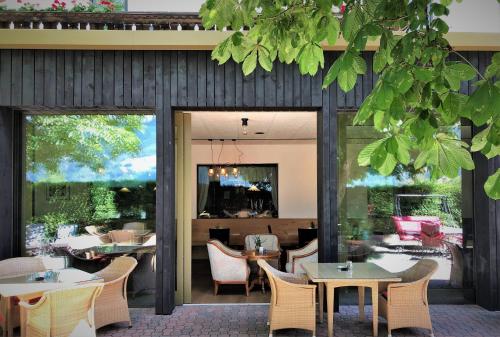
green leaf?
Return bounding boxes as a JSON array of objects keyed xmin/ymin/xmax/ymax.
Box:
[
  {"xmin": 373, "ymin": 110, "xmax": 386, "ymax": 130},
  {"xmin": 471, "ymin": 125, "xmax": 490, "ymax": 152},
  {"xmin": 297, "ymin": 43, "xmax": 324, "ymax": 76},
  {"xmin": 444, "ymin": 62, "xmax": 476, "ymax": 89},
  {"xmin": 373, "ymin": 50, "xmax": 387, "ymax": 73},
  {"xmin": 413, "ymin": 67, "xmax": 435, "ymax": 83},
  {"xmin": 358, "ymin": 139, "xmax": 386, "ymax": 166},
  {"xmin": 484, "ymin": 168, "xmax": 500, "ymax": 199},
  {"xmin": 323, "ymin": 57, "xmax": 342, "ymax": 88},
  {"xmin": 466, "ymin": 82, "xmax": 500, "ymax": 126},
  {"xmin": 353, "ymin": 55, "xmax": 367, "ymax": 74},
  {"xmin": 373, "ymin": 82, "xmax": 394, "ymax": 109},
  {"xmin": 436, "ymin": 134, "xmax": 475, "ymax": 177},
  {"xmin": 242, "ymin": 50, "xmax": 257, "ymax": 76},
  {"xmin": 342, "ymin": 5, "xmax": 363, "ymax": 42},
  {"xmin": 258, "ymin": 49, "xmax": 273, "ymax": 71},
  {"xmin": 353, "ymin": 95, "xmax": 374, "ymax": 124},
  {"xmin": 326, "ymin": 16, "xmax": 340, "ymax": 46},
  {"xmin": 338, "ymin": 68, "xmax": 358, "ymax": 92},
  {"xmin": 441, "ymin": 92, "xmax": 468, "ymax": 123}
]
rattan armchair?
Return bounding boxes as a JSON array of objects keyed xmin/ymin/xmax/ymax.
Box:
[
  {"xmin": 108, "ymin": 230, "xmax": 135, "ymax": 243},
  {"xmin": 258, "ymin": 260, "xmax": 316, "ymax": 337},
  {"xmin": 18, "ymin": 284, "xmax": 103, "ymax": 337},
  {"xmin": 0, "ymin": 257, "xmax": 46, "ymax": 337},
  {"xmin": 286, "ymin": 239, "xmax": 318, "ymax": 274},
  {"xmin": 379, "ymin": 259, "xmax": 438, "ymax": 337},
  {"xmin": 93, "ymin": 256, "xmax": 138, "ymax": 329}
]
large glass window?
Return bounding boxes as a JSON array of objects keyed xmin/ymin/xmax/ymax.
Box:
[
  {"xmin": 22, "ymin": 113, "xmax": 156, "ymax": 306},
  {"xmin": 338, "ymin": 113, "xmax": 473, "ymax": 300},
  {"xmin": 197, "ymin": 164, "xmax": 278, "ymax": 219}
]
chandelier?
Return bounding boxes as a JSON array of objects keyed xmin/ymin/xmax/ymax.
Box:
[{"xmin": 207, "ymin": 139, "xmax": 243, "ymax": 179}]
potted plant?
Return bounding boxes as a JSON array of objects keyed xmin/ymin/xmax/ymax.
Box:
[{"xmin": 254, "ymin": 235, "xmax": 265, "ymax": 254}]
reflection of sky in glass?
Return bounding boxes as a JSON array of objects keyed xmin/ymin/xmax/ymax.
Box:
[
  {"xmin": 218, "ymin": 175, "xmax": 272, "ymax": 192},
  {"xmin": 28, "ymin": 116, "xmax": 156, "ymax": 183}
]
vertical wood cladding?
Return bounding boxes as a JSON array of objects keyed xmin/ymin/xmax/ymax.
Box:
[{"xmin": 0, "ymin": 50, "xmax": 497, "ymax": 311}]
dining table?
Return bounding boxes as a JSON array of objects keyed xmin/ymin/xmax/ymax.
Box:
[
  {"xmin": 302, "ymin": 262, "xmax": 401, "ymax": 337},
  {"xmin": 0, "ymin": 268, "xmax": 103, "ymax": 337},
  {"xmin": 242, "ymin": 249, "xmax": 280, "ymax": 293}
]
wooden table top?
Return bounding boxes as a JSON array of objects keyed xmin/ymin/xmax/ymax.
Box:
[
  {"xmin": 302, "ymin": 262, "xmax": 401, "ymax": 283},
  {"xmin": 243, "ymin": 250, "xmax": 280, "ymax": 260}
]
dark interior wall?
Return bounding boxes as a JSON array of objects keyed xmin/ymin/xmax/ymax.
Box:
[{"xmin": 0, "ymin": 49, "xmax": 498, "ymax": 311}]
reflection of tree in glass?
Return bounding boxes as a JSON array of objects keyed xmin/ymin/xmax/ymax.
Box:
[{"xmin": 27, "ymin": 115, "xmax": 144, "ymax": 174}]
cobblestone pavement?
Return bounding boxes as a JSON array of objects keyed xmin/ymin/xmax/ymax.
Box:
[{"xmin": 97, "ymin": 305, "xmax": 500, "ymax": 337}]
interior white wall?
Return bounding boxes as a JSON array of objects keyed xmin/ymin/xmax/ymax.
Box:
[
  {"xmin": 191, "ymin": 141, "xmax": 317, "ymax": 219},
  {"xmin": 447, "ymin": 0, "xmax": 500, "ymax": 33}
]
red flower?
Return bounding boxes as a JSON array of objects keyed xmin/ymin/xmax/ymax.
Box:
[
  {"xmin": 51, "ymin": 3, "xmax": 57, "ymax": 9},
  {"xmin": 54, "ymin": 0, "xmax": 59, "ymax": 3},
  {"xmin": 340, "ymin": 3, "xmax": 346, "ymax": 13},
  {"xmin": 61, "ymin": 1, "xmax": 66, "ymax": 7},
  {"xmin": 17, "ymin": 0, "xmax": 23, "ymax": 3}
]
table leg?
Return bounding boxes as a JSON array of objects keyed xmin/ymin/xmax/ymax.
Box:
[
  {"xmin": 0, "ymin": 297, "xmax": 5, "ymax": 337},
  {"xmin": 371, "ymin": 283, "xmax": 379, "ymax": 337},
  {"xmin": 327, "ymin": 284, "xmax": 335, "ymax": 337},
  {"xmin": 6, "ymin": 298, "xmax": 12, "ymax": 337},
  {"xmin": 20, "ymin": 304, "xmax": 26, "ymax": 337},
  {"xmin": 358, "ymin": 286, "xmax": 365, "ymax": 321},
  {"xmin": 318, "ymin": 282, "xmax": 324, "ymax": 323},
  {"xmin": 259, "ymin": 267, "xmax": 265, "ymax": 293}
]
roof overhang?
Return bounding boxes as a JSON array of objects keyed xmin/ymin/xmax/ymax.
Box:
[{"xmin": 0, "ymin": 30, "xmax": 499, "ymax": 51}]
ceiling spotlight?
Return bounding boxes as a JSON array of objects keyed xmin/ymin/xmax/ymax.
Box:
[
  {"xmin": 208, "ymin": 167, "xmax": 215, "ymax": 177},
  {"xmin": 241, "ymin": 118, "xmax": 249, "ymax": 135},
  {"xmin": 220, "ymin": 167, "xmax": 227, "ymax": 176}
]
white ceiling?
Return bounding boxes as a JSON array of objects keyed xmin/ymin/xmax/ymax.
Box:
[{"xmin": 187, "ymin": 111, "xmax": 317, "ymax": 140}]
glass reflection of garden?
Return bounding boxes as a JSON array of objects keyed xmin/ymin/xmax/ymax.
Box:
[
  {"xmin": 22, "ymin": 114, "xmax": 157, "ymax": 306},
  {"xmin": 338, "ymin": 114, "xmax": 469, "ymax": 290}
]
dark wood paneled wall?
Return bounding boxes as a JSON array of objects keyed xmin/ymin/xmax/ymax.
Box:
[
  {"xmin": 0, "ymin": 50, "xmax": 498, "ymax": 311},
  {"xmin": 0, "ymin": 108, "xmax": 17, "ymax": 260}
]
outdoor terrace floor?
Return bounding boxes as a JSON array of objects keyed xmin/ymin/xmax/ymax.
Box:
[{"xmin": 97, "ymin": 304, "xmax": 500, "ymax": 337}]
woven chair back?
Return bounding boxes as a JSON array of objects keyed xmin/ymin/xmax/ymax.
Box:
[
  {"xmin": 94, "ymin": 256, "xmax": 138, "ymax": 283},
  {"xmin": 401, "ymin": 259, "xmax": 438, "ymax": 283},
  {"xmin": 109, "ymin": 230, "xmax": 135, "ymax": 243},
  {"xmin": 0, "ymin": 257, "xmax": 46, "ymax": 278},
  {"xmin": 43, "ymin": 284, "xmax": 103, "ymax": 337}
]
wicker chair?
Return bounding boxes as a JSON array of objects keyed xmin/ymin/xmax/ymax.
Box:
[
  {"xmin": 18, "ymin": 284, "xmax": 103, "ymax": 337},
  {"xmin": 258, "ymin": 260, "xmax": 316, "ymax": 337},
  {"xmin": 207, "ymin": 240, "xmax": 250, "ymax": 296},
  {"xmin": 379, "ymin": 259, "xmax": 438, "ymax": 337},
  {"xmin": 0, "ymin": 257, "xmax": 47, "ymax": 337},
  {"xmin": 108, "ymin": 230, "xmax": 135, "ymax": 243},
  {"xmin": 286, "ymin": 239, "xmax": 318, "ymax": 274},
  {"xmin": 93, "ymin": 256, "xmax": 138, "ymax": 329}
]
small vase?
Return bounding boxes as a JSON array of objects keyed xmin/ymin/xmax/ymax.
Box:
[{"xmin": 258, "ymin": 246, "xmax": 264, "ymax": 254}]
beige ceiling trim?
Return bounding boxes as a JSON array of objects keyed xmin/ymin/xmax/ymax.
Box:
[{"xmin": 0, "ymin": 30, "xmax": 499, "ymax": 51}]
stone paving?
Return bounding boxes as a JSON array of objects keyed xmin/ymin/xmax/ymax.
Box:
[{"xmin": 97, "ymin": 304, "xmax": 500, "ymax": 337}]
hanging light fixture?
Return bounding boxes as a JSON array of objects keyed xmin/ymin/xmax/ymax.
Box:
[
  {"xmin": 241, "ymin": 118, "xmax": 249, "ymax": 135},
  {"xmin": 208, "ymin": 139, "xmax": 215, "ymax": 177}
]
